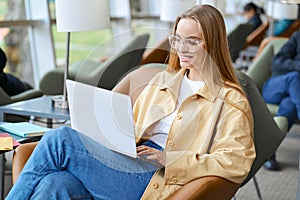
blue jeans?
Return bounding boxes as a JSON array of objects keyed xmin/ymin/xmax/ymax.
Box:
[
  {"xmin": 262, "ymin": 71, "xmax": 300, "ymax": 129},
  {"xmin": 6, "ymin": 126, "xmax": 162, "ymax": 200}
]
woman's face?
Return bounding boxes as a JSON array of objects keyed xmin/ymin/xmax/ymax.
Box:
[
  {"xmin": 175, "ymin": 18, "xmax": 205, "ymax": 72},
  {"xmin": 244, "ymin": 9, "xmax": 255, "ymax": 20}
]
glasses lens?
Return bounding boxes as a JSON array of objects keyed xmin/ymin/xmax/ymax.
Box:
[
  {"xmin": 184, "ymin": 39, "xmax": 199, "ymax": 52},
  {"xmin": 168, "ymin": 36, "xmax": 179, "ymax": 48}
]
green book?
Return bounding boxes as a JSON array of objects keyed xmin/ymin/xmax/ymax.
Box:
[{"xmin": 0, "ymin": 122, "xmax": 51, "ymax": 138}]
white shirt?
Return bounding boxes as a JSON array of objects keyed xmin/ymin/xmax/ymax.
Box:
[{"xmin": 150, "ymin": 72, "xmax": 204, "ymax": 148}]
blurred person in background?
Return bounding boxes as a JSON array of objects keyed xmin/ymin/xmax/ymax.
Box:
[
  {"xmin": 262, "ymin": 30, "xmax": 300, "ymax": 170},
  {"xmin": 0, "ymin": 47, "xmax": 32, "ymax": 96},
  {"xmin": 243, "ymin": 2, "xmax": 264, "ymax": 33}
]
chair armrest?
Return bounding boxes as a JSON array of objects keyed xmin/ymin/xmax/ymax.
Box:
[
  {"xmin": 254, "ymin": 36, "xmax": 287, "ymax": 59},
  {"xmin": 244, "ymin": 22, "xmax": 269, "ymax": 48},
  {"xmin": 12, "ymin": 142, "xmax": 38, "ymax": 184},
  {"xmin": 167, "ymin": 176, "xmax": 240, "ymax": 200},
  {"xmin": 0, "ymin": 88, "xmax": 43, "ymax": 106},
  {"xmin": 10, "ymin": 89, "xmax": 43, "ymax": 103},
  {"xmin": 113, "ymin": 66, "xmax": 165, "ymax": 105},
  {"xmin": 0, "ymin": 88, "xmax": 13, "ymax": 106}
]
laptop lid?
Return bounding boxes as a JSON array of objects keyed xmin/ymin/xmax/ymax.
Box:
[{"xmin": 66, "ymin": 79, "xmax": 137, "ymax": 158}]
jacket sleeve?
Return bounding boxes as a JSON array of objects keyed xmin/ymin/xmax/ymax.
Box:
[
  {"xmin": 272, "ymin": 31, "xmax": 300, "ymax": 75},
  {"xmin": 164, "ymin": 100, "xmax": 256, "ymax": 185}
]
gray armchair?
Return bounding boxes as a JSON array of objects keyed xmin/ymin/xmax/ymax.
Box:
[
  {"xmin": 12, "ymin": 64, "xmax": 288, "ymax": 199},
  {"xmin": 246, "ymin": 37, "xmax": 288, "ymax": 115},
  {"xmin": 236, "ymin": 71, "xmax": 287, "ymax": 199},
  {"xmin": 39, "ymin": 33, "xmax": 150, "ymax": 95}
]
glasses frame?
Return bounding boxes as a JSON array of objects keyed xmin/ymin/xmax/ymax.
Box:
[{"xmin": 168, "ymin": 35, "xmax": 201, "ymax": 53}]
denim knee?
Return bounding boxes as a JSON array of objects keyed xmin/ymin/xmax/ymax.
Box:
[
  {"xmin": 37, "ymin": 126, "xmax": 80, "ymax": 153},
  {"xmin": 285, "ymin": 71, "xmax": 300, "ymax": 80},
  {"xmin": 31, "ymin": 171, "xmax": 92, "ymax": 200},
  {"xmin": 42, "ymin": 126, "xmax": 76, "ymax": 142},
  {"xmin": 277, "ymin": 97, "xmax": 297, "ymax": 130},
  {"xmin": 284, "ymin": 71, "xmax": 300, "ymax": 88}
]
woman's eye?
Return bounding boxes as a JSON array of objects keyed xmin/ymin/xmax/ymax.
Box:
[{"xmin": 187, "ymin": 40, "xmax": 198, "ymax": 46}]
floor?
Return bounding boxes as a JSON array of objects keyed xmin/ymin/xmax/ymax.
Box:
[
  {"xmin": 3, "ymin": 124, "xmax": 300, "ymax": 199},
  {"xmin": 236, "ymin": 124, "xmax": 300, "ymax": 200}
]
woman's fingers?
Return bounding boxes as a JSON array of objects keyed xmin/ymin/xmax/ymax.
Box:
[
  {"xmin": 137, "ymin": 145, "xmax": 158, "ymax": 155},
  {"xmin": 136, "ymin": 145, "xmax": 165, "ymax": 166}
]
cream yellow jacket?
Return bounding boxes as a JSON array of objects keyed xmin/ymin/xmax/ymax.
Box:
[{"xmin": 133, "ymin": 68, "xmax": 256, "ymax": 199}]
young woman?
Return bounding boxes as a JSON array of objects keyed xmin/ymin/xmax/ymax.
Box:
[{"xmin": 6, "ymin": 5, "xmax": 255, "ymax": 199}]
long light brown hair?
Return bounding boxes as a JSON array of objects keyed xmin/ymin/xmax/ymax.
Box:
[{"xmin": 168, "ymin": 5, "xmax": 239, "ymax": 87}]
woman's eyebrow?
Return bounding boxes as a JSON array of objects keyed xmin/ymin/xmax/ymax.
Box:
[
  {"xmin": 175, "ymin": 34, "xmax": 201, "ymax": 40},
  {"xmin": 188, "ymin": 36, "xmax": 202, "ymax": 40}
]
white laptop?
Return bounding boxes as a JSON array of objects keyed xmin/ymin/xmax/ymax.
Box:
[{"xmin": 66, "ymin": 79, "xmax": 137, "ymax": 158}]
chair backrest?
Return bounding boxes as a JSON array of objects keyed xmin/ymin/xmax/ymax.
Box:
[
  {"xmin": 227, "ymin": 23, "xmax": 254, "ymax": 62},
  {"xmin": 75, "ymin": 33, "xmax": 150, "ymax": 90},
  {"xmin": 39, "ymin": 60, "xmax": 99, "ymax": 95},
  {"xmin": 140, "ymin": 37, "xmax": 170, "ymax": 65},
  {"xmin": 244, "ymin": 22, "xmax": 269, "ymax": 48},
  {"xmin": 112, "ymin": 63, "xmax": 166, "ymax": 104},
  {"xmin": 39, "ymin": 34, "xmax": 150, "ymax": 95},
  {"xmin": 279, "ymin": 20, "xmax": 300, "ymax": 37},
  {"xmin": 247, "ymin": 37, "xmax": 288, "ymax": 92},
  {"xmin": 236, "ymin": 71, "xmax": 287, "ymax": 186}
]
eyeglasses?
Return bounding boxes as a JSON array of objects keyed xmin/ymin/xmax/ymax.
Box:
[{"xmin": 168, "ymin": 35, "xmax": 201, "ymax": 52}]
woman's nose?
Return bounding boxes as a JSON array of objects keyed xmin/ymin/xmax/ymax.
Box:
[{"xmin": 177, "ymin": 42, "xmax": 188, "ymax": 53}]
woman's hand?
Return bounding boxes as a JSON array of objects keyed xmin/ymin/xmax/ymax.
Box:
[{"xmin": 136, "ymin": 145, "xmax": 166, "ymax": 167}]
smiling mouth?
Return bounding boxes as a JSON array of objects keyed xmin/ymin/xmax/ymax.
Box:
[{"xmin": 179, "ymin": 54, "xmax": 193, "ymax": 62}]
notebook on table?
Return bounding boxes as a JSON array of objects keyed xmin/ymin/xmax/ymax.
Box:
[
  {"xmin": 0, "ymin": 122, "xmax": 50, "ymax": 138},
  {"xmin": 66, "ymin": 79, "xmax": 137, "ymax": 158}
]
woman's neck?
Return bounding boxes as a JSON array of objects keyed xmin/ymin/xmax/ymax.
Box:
[{"xmin": 187, "ymin": 69, "xmax": 203, "ymax": 82}]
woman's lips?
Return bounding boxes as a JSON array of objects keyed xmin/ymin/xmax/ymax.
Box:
[{"xmin": 179, "ymin": 54, "xmax": 193, "ymax": 62}]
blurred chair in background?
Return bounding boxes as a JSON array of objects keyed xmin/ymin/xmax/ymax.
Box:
[
  {"xmin": 39, "ymin": 33, "xmax": 150, "ymax": 95},
  {"xmin": 227, "ymin": 23, "xmax": 254, "ymax": 63}
]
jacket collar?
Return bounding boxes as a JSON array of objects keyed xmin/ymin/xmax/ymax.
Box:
[{"xmin": 158, "ymin": 68, "xmax": 223, "ymax": 103}]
